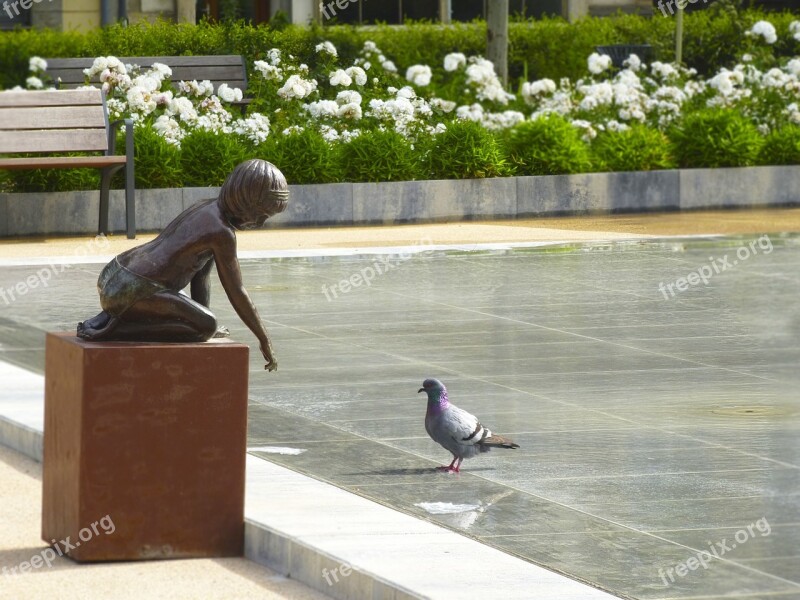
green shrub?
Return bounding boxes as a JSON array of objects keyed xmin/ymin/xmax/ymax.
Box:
[
  {"xmin": 509, "ymin": 16, "xmax": 621, "ymax": 84},
  {"xmin": 678, "ymin": 0, "xmax": 748, "ymax": 75},
  {"xmin": 0, "ymin": 28, "xmax": 89, "ymax": 90},
  {"xmin": 758, "ymin": 125, "xmax": 800, "ymax": 165},
  {"xmin": 120, "ymin": 126, "xmax": 184, "ymax": 189},
  {"xmin": 590, "ymin": 124, "xmax": 676, "ymax": 172},
  {"xmin": 334, "ymin": 129, "xmax": 422, "ymax": 182},
  {"xmin": 179, "ymin": 129, "xmax": 253, "ymax": 187},
  {"xmin": 425, "ymin": 120, "xmax": 511, "ymax": 179},
  {"xmin": 669, "ymin": 108, "xmax": 764, "ymax": 168},
  {"xmin": 257, "ymin": 128, "xmax": 339, "ymax": 184},
  {"xmin": 2, "ymin": 156, "xmax": 99, "ymax": 193},
  {"xmin": 503, "ymin": 115, "xmax": 592, "ymax": 175}
]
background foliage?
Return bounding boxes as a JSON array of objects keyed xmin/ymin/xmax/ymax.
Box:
[
  {"xmin": 2, "ymin": 4, "xmax": 800, "ymax": 191},
  {"xmin": 2, "ymin": 6, "xmax": 800, "ymax": 89}
]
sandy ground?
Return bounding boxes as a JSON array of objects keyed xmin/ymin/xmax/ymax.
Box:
[
  {"xmin": 0, "ymin": 445, "xmax": 331, "ymax": 600},
  {"xmin": 2, "ymin": 208, "xmax": 800, "ymax": 259}
]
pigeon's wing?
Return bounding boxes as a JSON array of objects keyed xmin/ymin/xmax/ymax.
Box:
[
  {"xmin": 430, "ymin": 405, "xmax": 492, "ymax": 458},
  {"xmin": 446, "ymin": 405, "xmax": 491, "ymax": 444}
]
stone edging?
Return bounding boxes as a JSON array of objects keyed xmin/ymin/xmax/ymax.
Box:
[{"xmin": 1, "ymin": 166, "xmax": 798, "ymax": 237}]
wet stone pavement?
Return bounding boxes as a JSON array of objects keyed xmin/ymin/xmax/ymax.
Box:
[{"xmin": 0, "ymin": 235, "xmax": 799, "ymax": 600}]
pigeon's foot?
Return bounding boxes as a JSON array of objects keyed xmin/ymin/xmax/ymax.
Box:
[{"xmin": 435, "ymin": 465, "xmax": 460, "ymax": 474}]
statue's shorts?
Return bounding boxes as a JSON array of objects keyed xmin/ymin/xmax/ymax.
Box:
[{"xmin": 97, "ymin": 258, "xmax": 166, "ymax": 317}]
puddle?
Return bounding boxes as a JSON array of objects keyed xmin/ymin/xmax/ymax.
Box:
[
  {"xmin": 248, "ymin": 446, "xmax": 307, "ymax": 455},
  {"xmin": 414, "ymin": 502, "xmax": 483, "ymax": 514}
]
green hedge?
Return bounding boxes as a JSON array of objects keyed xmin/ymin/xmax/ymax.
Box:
[
  {"xmin": 3, "ymin": 6, "xmax": 800, "ymax": 191},
  {"xmin": 2, "ymin": 5, "xmax": 800, "ymax": 90}
]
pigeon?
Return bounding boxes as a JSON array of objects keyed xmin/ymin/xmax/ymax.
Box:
[{"xmin": 418, "ymin": 378, "xmax": 519, "ymax": 473}]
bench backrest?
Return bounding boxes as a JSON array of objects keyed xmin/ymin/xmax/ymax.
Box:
[
  {"xmin": 0, "ymin": 89, "xmax": 110, "ymax": 155},
  {"xmin": 44, "ymin": 55, "xmax": 248, "ymax": 93}
]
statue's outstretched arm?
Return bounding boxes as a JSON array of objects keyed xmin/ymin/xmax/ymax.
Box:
[{"xmin": 213, "ymin": 231, "xmax": 277, "ymax": 371}]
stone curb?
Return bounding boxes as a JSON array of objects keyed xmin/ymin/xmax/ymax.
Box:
[{"xmin": 2, "ymin": 167, "xmax": 798, "ymax": 237}]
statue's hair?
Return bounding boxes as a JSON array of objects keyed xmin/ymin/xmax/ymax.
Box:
[{"xmin": 218, "ymin": 159, "xmax": 289, "ymax": 221}]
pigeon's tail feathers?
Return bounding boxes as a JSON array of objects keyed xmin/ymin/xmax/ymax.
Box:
[{"xmin": 480, "ymin": 435, "xmax": 520, "ymax": 450}]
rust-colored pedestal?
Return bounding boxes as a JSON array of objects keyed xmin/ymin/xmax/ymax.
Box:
[{"xmin": 42, "ymin": 332, "xmax": 249, "ymax": 562}]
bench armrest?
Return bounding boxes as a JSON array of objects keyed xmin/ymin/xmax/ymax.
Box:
[{"xmin": 108, "ymin": 118, "xmax": 134, "ymax": 164}]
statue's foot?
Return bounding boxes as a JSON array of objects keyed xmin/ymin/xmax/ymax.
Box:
[
  {"xmin": 77, "ymin": 314, "xmax": 119, "ymax": 341},
  {"xmin": 79, "ymin": 311, "xmax": 111, "ymax": 333}
]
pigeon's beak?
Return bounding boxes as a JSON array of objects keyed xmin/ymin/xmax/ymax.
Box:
[{"xmin": 417, "ymin": 388, "xmax": 425, "ymax": 393}]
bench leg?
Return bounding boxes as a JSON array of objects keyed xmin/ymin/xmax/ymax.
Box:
[
  {"xmin": 98, "ymin": 164, "xmax": 134, "ymax": 239},
  {"xmin": 125, "ymin": 164, "xmax": 135, "ymax": 240},
  {"xmin": 98, "ymin": 168, "xmax": 113, "ymax": 236}
]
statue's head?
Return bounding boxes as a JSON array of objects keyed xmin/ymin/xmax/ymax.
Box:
[{"xmin": 219, "ymin": 159, "xmax": 289, "ymax": 230}]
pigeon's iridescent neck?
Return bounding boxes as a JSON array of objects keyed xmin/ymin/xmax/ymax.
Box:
[{"xmin": 426, "ymin": 390, "xmax": 450, "ymax": 416}]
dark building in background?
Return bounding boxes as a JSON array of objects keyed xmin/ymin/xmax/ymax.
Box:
[{"xmin": 326, "ymin": 0, "xmax": 562, "ymax": 25}]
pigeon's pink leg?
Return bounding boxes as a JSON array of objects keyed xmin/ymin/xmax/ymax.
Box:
[
  {"xmin": 453, "ymin": 457, "xmax": 463, "ymax": 473},
  {"xmin": 436, "ymin": 457, "xmax": 459, "ymax": 472}
]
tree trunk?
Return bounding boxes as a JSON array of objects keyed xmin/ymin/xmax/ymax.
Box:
[
  {"xmin": 439, "ymin": 0, "xmax": 451, "ymax": 24},
  {"xmin": 487, "ymin": 0, "xmax": 509, "ymax": 87}
]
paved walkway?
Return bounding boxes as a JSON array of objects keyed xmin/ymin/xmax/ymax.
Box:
[{"xmin": 1, "ymin": 208, "xmax": 798, "ymax": 600}]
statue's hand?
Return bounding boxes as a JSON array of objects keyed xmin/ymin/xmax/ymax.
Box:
[
  {"xmin": 260, "ymin": 340, "xmax": 277, "ymax": 372},
  {"xmin": 213, "ymin": 325, "xmax": 231, "ymax": 338}
]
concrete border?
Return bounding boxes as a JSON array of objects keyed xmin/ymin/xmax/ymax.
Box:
[{"xmin": 1, "ymin": 166, "xmax": 799, "ymax": 237}]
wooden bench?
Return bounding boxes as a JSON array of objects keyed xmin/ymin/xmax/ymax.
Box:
[
  {"xmin": 44, "ymin": 55, "xmax": 248, "ymax": 97},
  {"xmin": 0, "ymin": 89, "xmax": 136, "ymax": 239}
]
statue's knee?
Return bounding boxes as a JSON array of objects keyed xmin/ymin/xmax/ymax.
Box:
[{"xmin": 197, "ymin": 313, "xmax": 217, "ymax": 341}]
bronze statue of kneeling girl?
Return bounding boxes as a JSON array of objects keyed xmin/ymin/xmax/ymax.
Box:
[{"xmin": 77, "ymin": 159, "xmax": 287, "ymax": 372}]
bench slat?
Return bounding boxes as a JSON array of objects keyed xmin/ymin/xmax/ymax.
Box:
[
  {"xmin": 165, "ymin": 68, "xmax": 246, "ymax": 86},
  {"xmin": 0, "ymin": 156, "xmax": 126, "ymax": 169},
  {"xmin": 48, "ymin": 73, "xmax": 247, "ymax": 88},
  {"xmin": 0, "ymin": 89, "xmax": 103, "ymax": 108},
  {"xmin": 47, "ymin": 55, "xmax": 244, "ymax": 68},
  {"xmin": 0, "ymin": 129, "xmax": 109, "ymax": 154},
  {"xmin": 0, "ymin": 105, "xmax": 106, "ymax": 130},
  {"xmin": 44, "ymin": 56, "xmax": 247, "ymax": 91}
]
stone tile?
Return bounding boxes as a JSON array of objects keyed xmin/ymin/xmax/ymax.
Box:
[
  {"xmin": 765, "ymin": 165, "xmax": 800, "ymax": 206},
  {"xmin": 608, "ymin": 169, "xmax": 680, "ymax": 212},
  {"xmin": 6, "ymin": 191, "xmax": 99, "ymax": 236},
  {"xmin": 517, "ymin": 172, "xmax": 611, "ymax": 215},
  {"xmin": 494, "ymin": 530, "xmax": 799, "ymax": 599},
  {"xmin": 575, "ymin": 495, "xmax": 800, "ymax": 531},
  {"xmin": 679, "ymin": 167, "xmax": 786, "ymax": 210},
  {"xmin": 108, "ymin": 188, "xmax": 184, "ymax": 233},
  {"xmin": 182, "ymin": 186, "xmax": 220, "ymax": 210},
  {"xmin": 0, "ymin": 194, "xmax": 8, "ymax": 237},
  {"xmin": 265, "ymin": 182, "xmax": 353, "ymax": 227},
  {"xmin": 351, "ymin": 177, "xmax": 516, "ymax": 224},
  {"xmin": 652, "ymin": 523, "xmax": 800, "ymax": 562}
]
